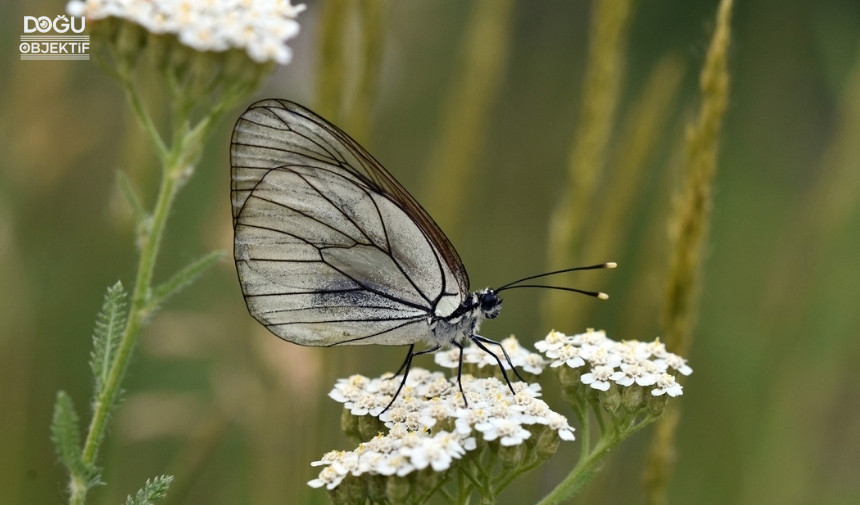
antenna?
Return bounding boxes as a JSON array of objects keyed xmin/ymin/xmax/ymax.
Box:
[
  {"xmin": 493, "ymin": 262, "xmax": 616, "ymax": 294},
  {"xmin": 494, "ymin": 284, "xmax": 610, "ymax": 299}
]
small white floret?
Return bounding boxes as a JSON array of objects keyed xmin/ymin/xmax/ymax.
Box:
[
  {"xmin": 581, "ymin": 365, "xmax": 615, "ymax": 391},
  {"xmin": 651, "ymin": 373, "xmax": 684, "ymax": 397}
]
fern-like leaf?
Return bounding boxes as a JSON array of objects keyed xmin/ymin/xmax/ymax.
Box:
[
  {"xmin": 51, "ymin": 391, "xmax": 85, "ymax": 474},
  {"xmin": 123, "ymin": 476, "xmax": 173, "ymax": 505},
  {"xmin": 147, "ymin": 250, "xmax": 223, "ymax": 313},
  {"xmin": 90, "ymin": 281, "xmax": 128, "ymax": 396},
  {"xmin": 51, "ymin": 391, "xmax": 101, "ymax": 488}
]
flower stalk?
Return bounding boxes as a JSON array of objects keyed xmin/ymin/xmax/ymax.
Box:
[
  {"xmin": 79, "ymin": 96, "xmax": 194, "ymax": 472},
  {"xmin": 71, "ymin": 44, "xmax": 231, "ymax": 505},
  {"xmin": 53, "ymin": 3, "xmax": 305, "ymax": 504}
]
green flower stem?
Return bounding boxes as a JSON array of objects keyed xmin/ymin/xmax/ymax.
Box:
[
  {"xmin": 71, "ymin": 72, "xmax": 218, "ymax": 505},
  {"xmin": 591, "ymin": 400, "xmax": 608, "ymax": 435},
  {"xmin": 457, "ymin": 465, "xmax": 479, "ymax": 504},
  {"xmin": 120, "ymin": 73, "xmax": 169, "ymax": 162},
  {"xmin": 75, "ymin": 139, "xmax": 178, "ymax": 505},
  {"xmin": 537, "ymin": 405, "xmax": 658, "ymax": 505},
  {"xmin": 479, "ymin": 494, "xmax": 495, "ymax": 505},
  {"xmin": 574, "ymin": 406, "xmax": 590, "ymax": 460},
  {"xmin": 493, "ymin": 456, "xmax": 543, "ymax": 492},
  {"xmin": 452, "ymin": 472, "xmax": 464, "ymax": 505},
  {"xmin": 536, "ymin": 433, "xmax": 615, "ymax": 505}
]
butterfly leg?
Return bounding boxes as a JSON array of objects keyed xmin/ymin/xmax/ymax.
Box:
[
  {"xmin": 451, "ymin": 340, "xmax": 468, "ymax": 408},
  {"xmin": 469, "ymin": 334, "xmax": 525, "ymax": 395},
  {"xmin": 382, "ymin": 343, "xmax": 441, "ymax": 413},
  {"xmin": 389, "ymin": 344, "xmax": 415, "ymax": 378}
]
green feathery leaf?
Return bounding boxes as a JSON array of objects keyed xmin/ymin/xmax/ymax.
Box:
[
  {"xmin": 147, "ymin": 250, "xmax": 223, "ymax": 313},
  {"xmin": 51, "ymin": 391, "xmax": 86, "ymax": 475},
  {"xmin": 51, "ymin": 391, "xmax": 101, "ymax": 488},
  {"xmin": 123, "ymin": 476, "xmax": 174, "ymax": 505},
  {"xmin": 90, "ymin": 282, "xmax": 128, "ymax": 397}
]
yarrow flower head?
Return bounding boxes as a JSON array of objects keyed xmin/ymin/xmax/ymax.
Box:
[
  {"xmin": 67, "ymin": 0, "xmax": 306, "ymax": 64},
  {"xmin": 534, "ymin": 329, "xmax": 693, "ymax": 414},
  {"xmin": 434, "ymin": 335, "xmax": 547, "ymax": 375},
  {"xmin": 310, "ymin": 333, "xmax": 692, "ymax": 503},
  {"xmin": 313, "ymin": 366, "xmax": 575, "ymax": 497}
]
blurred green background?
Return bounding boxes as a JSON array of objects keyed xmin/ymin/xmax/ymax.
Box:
[{"xmin": 2, "ymin": 1, "xmax": 859, "ymax": 504}]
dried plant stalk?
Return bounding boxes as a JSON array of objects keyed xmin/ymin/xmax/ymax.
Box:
[{"xmin": 645, "ymin": 1, "xmax": 734, "ymax": 504}]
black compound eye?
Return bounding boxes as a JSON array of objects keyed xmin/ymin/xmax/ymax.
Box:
[{"xmin": 480, "ymin": 291, "xmax": 499, "ymax": 312}]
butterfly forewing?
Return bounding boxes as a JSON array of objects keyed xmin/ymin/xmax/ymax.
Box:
[{"xmin": 231, "ymin": 99, "xmax": 468, "ymax": 347}]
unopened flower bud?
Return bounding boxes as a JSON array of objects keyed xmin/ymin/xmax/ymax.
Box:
[
  {"xmin": 558, "ymin": 363, "xmax": 583, "ymax": 388},
  {"xmin": 385, "ymin": 476, "xmax": 411, "ymax": 504},
  {"xmin": 621, "ymin": 384, "xmax": 644, "ymax": 412},
  {"xmin": 358, "ymin": 414, "xmax": 383, "ymax": 440},
  {"xmin": 329, "ymin": 475, "xmax": 365, "ymax": 505},
  {"xmin": 366, "ymin": 475, "xmax": 386, "ymax": 503},
  {"xmin": 499, "ymin": 442, "xmax": 527, "ymax": 469},
  {"xmin": 647, "ymin": 392, "xmax": 669, "ymax": 416},
  {"xmin": 341, "ymin": 408, "xmax": 359, "ymax": 438},
  {"xmin": 534, "ymin": 426, "xmax": 561, "ymax": 460},
  {"xmin": 600, "ymin": 383, "xmax": 621, "ymax": 414}
]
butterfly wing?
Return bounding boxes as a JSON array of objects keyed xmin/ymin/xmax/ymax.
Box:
[{"xmin": 231, "ymin": 99, "xmax": 468, "ymax": 346}]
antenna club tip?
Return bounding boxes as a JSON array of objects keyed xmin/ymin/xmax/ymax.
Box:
[
  {"xmin": 606, "ymin": 262, "xmax": 617, "ymax": 269},
  {"xmin": 598, "ymin": 292, "xmax": 610, "ymax": 300}
]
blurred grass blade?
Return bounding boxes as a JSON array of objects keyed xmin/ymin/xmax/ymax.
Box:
[
  {"xmin": 90, "ymin": 282, "xmax": 128, "ymax": 395},
  {"xmin": 544, "ymin": 0, "xmax": 635, "ymax": 329},
  {"xmin": 760, "ymin": 48, "xmax": 860, "ymax": 326},
  {"xmin": 422, "ymin": 0, "xmax": 515, "ymax": 232},
  {"xmin": 51, "ymin": 391, "xmax": 100, "ymax": 489},
  {"xmin": 123, "ymin": 476, "xmax": 173, "ymax": 505},
  {"xmin": 344, "ymin": 0, "xmax": 388, "ymax": 145},
  {"xmin": 148, "ymin": 251, "xmax": 223, "ymax": 313},
  {"xmin": 585, "ymin": 55, "xmax": 685, "ymax": 259},
  {"xmin": 645, "ymin": 1, "xmax": 734, "ymax": 504},
  {"xmin": 661, "ymin": 0, "xmax": 733, "ymax": 355},
  {"xmin": 617, "ymin": 134, "xmax": 684, "ymax": 337},
  {"xmin": 568, "ymin": 54, "xmax": 685, "ymax": 325},
  {"xmin": 316, "ymin": 0, "xmax": 349, "ymax": 120}
]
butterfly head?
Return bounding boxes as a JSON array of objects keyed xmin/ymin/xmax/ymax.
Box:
[{"xmin": 476, "ymin": 288, "xmax": 502, "ymax": 320}]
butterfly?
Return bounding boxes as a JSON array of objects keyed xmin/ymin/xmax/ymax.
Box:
[{"xmin": 230, "ymin": 99, "xmax": 614, "ymax": 409}]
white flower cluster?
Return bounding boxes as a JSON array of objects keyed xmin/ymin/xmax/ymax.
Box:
[
  {"xmin": 308, "ymin": 424, "xmax": 475, "ymax": 490},
  {"xmin": 66, "ymin": 0, "xmax": 306, "ymax": 64},
  {"xmin": 535, "ymin": 329, "xmax": 692, "ymax": 397},
  {"xmin": 434, "ymin": 335, "xmax": 547, "ymax": 374},
  {"xmin": 311, "ymin": 369, "xmax": 574, "ymax": 489}
]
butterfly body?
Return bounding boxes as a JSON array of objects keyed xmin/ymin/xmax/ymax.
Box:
[{"xmin": 428, "ymin": 288, "xmax": 501, "ymax": 346}]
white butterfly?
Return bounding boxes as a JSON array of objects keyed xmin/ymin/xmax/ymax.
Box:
[{"xmin": 231, "ymin": 99, "xmax": 613, "ymax": 407}]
